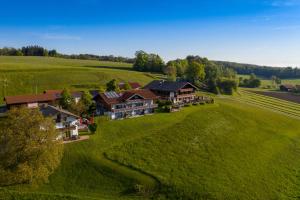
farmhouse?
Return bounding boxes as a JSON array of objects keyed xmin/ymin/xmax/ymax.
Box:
[
  {"xmin": 4, "ymin": 90, "xmax": 83, "ymax": 109},
  {"xmin": 40, "ymin": 105, "xmax": 80, "ymax": 140},
  {"xmin": 94, "ymin": 89, "xmax": 158, "ymax": 119},
  {"xmin": 144, "ymin": 80, "xmax": 198, "ymax": 104},
  {"xmin": 4, "ymin": 91, "xmax": 84, "ymax": 140},
  {"xmin": 4, "ymin": 93, "xmax": 57, "ymax": 109},
  {"xmin": 280, "ymin": 84, "xmax": 295, "ymax": 92}
]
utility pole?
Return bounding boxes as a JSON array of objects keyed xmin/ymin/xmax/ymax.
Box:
[
  {"xmin": 35, "ymin": 79, "xmax": 38, "ymax": 94},
  {"xmin": 2, "ymin": 78, "xmax": 8, "ymax": 98},
  {"xmin": 33, "ymin": 77, "xmax": 38, "ymax": 94}
]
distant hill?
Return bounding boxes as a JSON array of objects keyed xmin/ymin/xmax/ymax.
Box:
[{"xmin": 214, "ymin": 60, "xmax": 300, "ymax": 79}]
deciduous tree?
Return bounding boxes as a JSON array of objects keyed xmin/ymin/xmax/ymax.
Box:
[
  {"xmin": 59, "ymin": 89, "xmax": 75, "ymax": 109},
  {"xmin": 0, "ymin": 107, "xmax": 63, "ymax": 186},
  {"xmin": 185, "ymin": 61, "xmax": 205, "ymax": 84},
  {"xmin": 106, "ymin": 79, "xmax": 120, "ymax": 92}
]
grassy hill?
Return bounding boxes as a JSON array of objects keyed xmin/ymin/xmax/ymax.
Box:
[
  {"xmin": 2, "ymin": 57, "xmax": 300, "ymax": 199},
  {"xmin": 3, "ymin": 98, "xmax": 300, "ymax": 199},
  {"xmin": 0, "ymin": 56, "xmax": 155, "ymax": 103}
]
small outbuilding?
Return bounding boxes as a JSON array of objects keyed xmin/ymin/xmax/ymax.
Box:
[{"xmin": 280, "ymin": 84, "xmax": 295, "ymax": 92}]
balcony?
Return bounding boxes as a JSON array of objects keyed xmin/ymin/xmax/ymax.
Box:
[
  {"xmin": 112, "ymin": 104, "xmax": 158, "ymax": 113},
  {"xmin": 179, "ymin": 88, "xmax": 194, "ymax": 92},
  {"xmin": 176, "ymin": 93, "xmax": 196, "ymax": 98}
]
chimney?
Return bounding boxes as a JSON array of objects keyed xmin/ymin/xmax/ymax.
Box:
[{"xmin": 159, "ymin": 80, "xmax": 165, "ymax": 86}]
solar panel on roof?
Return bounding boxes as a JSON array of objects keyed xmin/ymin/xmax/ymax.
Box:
[{"xmin": 104, "ymin": 91, "xmax": 120, "ymax": 98}]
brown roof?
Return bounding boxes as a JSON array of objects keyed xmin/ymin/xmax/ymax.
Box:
[
  {"xmin": 98, "ymin": 89, "xmax": 157, "ymax": 105},
  {"xmin": 99, "ymin": 93, "xmax": 120, "ymax": 105},
  {"xmin": 121, "ymin": 89, "xmax": 157, "ymax": 101},
  {"xmin": 44, "ymin": 90, "xmax": 83, "ymax": 98},
  {"xmin": 281, "ymin": 84, "xmax": 295, "ymax": 89},
  {"xmin": 4, "ymin": 93, "xmax": 56, "ymax": 105},
  {"xmin": 44, "ymin": 89, "xmax": 64, "ymax": 94},
  {"xmin": 119, "ymin": 82, "xmax": 142, "ymax": 90}
]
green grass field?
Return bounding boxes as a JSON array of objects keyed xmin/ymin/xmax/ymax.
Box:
[
  {"xmin": 235, "ymin": 89, "xmax": 300, "ymax": 119},
  {"xmin": 0, "ymin": 56, "xmax": 155, "ymax": 103},
  {"xmin": 2, "ymin": 57, "xmax": 300, "ymax": 199},
  {"xmin": 238, "ymin": 74, "xmax": 300, "ymax": 89},
  {"xmin": 3, "ymin": 98, "xmax": 300, "ymax": 199}
]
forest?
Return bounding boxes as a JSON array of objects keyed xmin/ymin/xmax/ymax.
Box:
[{"xmin": 215, "ymin": 61, "xmax": 300, "ymax": 79}]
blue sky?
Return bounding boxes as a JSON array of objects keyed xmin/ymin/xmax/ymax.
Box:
[{"xmin": 1, "ymin": 0, "xmax": 300, "ymax": 66}]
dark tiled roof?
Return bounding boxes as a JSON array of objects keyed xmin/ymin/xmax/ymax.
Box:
[
  {"xmin": 4, "ymin": 94, "xmax": 57, "ymax": 105},
  {"xmin": 40, "ymin": 105, "xmax": 79, "ymax": 118},
  {"xmin": 0, "ymin": 105, "xmax": 7, "ymax": 114},
  {"xmin": 144, "ymin": 80, "xmax": 197, "ymax": 92},
  {"xmin": 89, "ymin": 90, "xmax": 100, "ymax": 98}
]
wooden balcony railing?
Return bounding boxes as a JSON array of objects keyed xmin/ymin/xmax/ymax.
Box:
[
  {"xmin": 112, "ymin": 104, "xmax": 158, "ymax": 113},
  {"xmin": 179, "ymin": 88, "xmax": 194, "ymax": 92},
  {"xmin": 176, "ymin": 94, "xmax": 196, "ymax": 98}
]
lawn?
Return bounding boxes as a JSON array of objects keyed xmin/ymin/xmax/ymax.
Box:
[
  {"xmin": 0, "ymin": 56, "xmax": 155, "ymax": 103},
  {"xmin": 104, "ymin": 99, "xmax": 300, "ymax": 199},
  {"xmin": 3, "ymin": 98, "xmax": 300, "ymax": 199}
]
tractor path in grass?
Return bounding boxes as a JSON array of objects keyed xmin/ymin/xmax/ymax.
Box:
[{"xmin": 229, "ymin": 89, "xmax": 300, "ymax": 120}]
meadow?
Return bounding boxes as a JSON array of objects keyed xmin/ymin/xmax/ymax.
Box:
[
  {"xmin": 0, "ymin": 56, "xmax": 155, "ymax": 103},
  {"xmin": 236, "ymin": 89, "xmax": 300, "ymax": 119},
  {"xmin": 2, "ymin": 98, "xmax": 300, "ymax": 199},
  {"xmin": 238, "ymin": 74, "xmax": 300, "ymax": 89},
  {"xmin": 2, "ymin": 57, "xmax": 300, "ymax": 199}
]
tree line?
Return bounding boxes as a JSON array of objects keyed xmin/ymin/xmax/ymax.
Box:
[
  {"xmin": 0, "ymin": 46, "xmax": 50, "ymax": 56},
  {"xmin": 0, "ymin": 46, "xmax": 135, "ymax": 63},
  {"xmin": 215, "ymin": 61, "xmax": 299, "ymax": 79},
  {"xmin": 2, "ymin": 46, "xmax": 298, "ymax": 79},
  {"xmin": 133, "ymin": 51, "xmax": 238, "ymax": 94}
]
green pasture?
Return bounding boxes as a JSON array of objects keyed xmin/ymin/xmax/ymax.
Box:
[
  {"xmin": 236, "ymin": 89, "xmax": 300, "ymax": 119},
  {"xmin": 3, "ymin": 98, "xmax": 300, "ymax": 199},
  {"xmin": 2, "ymin": 57, "xmax": 300, "ymax": 199},
  {"xmin": 0, "ymin": 56, "xmax": 155, "ymax": 103},
  {"xmin": 238, "ymin": 74, "xmax": 300, "ymax": 89}
]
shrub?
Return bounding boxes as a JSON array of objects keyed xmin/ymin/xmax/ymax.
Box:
[
  {"xmin": 217, "ymin": 78, "xmax": 237, "ymax": 95},
  {"xmin": 157, "ymin": 100, "xmax": 173, "ymax": 112},
  {"xmin": 88, "ymin": 123, "xmax": 98, "ymax": 134}
]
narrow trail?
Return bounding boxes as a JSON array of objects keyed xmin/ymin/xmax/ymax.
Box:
[{"xmin": 101, "ymin": 153, "xmax": 161, "ymax": 193}]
